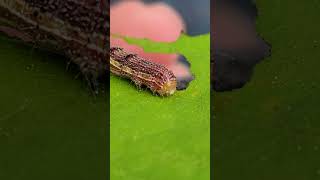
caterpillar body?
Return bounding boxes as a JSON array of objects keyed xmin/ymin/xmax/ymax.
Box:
[{"xmin": 110, "ymin": 47, "xmax": 177, "ymax": 96}]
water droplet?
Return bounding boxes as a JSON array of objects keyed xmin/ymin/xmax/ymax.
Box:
[{"xmin": 25, "ymin": 64, "xmax": 34, "ymax": 71}]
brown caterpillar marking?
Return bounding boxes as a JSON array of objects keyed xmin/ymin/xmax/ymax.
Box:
[
  {"xmin": 110, "ymin": 47, "xmax": 177, "ymax": 96},
  {"xmin": 0, "ymin": 0, "xmax": 109, "ymax": 81}
]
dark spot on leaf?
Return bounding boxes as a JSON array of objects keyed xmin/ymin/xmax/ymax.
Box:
[{"xmin": 212, "ymin": 0, "xmax": 271, "ymax": 91}]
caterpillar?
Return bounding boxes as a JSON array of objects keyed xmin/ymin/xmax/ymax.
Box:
[
  {"xmin": 110, "ymin": 47, "xmax": 177, "ymax": 96},
  {"xmin": 0, "ymin": 0, "xmax": 109, "ymax": 87},
  {"xmin": 0, "ymin": 0, "xmax": 177, "ymax": 96}
]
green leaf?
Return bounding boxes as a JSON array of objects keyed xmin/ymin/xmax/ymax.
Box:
[
  {"xmin": 111, "ymin": 34, "xmax": 210, "ymax": 180},
  {"xmin": 213, "ymin": 1, "xmax": 320, "ymax": 179},
  {"xmin": 0, "ymin": 35, "xmax": 108, "ymax": 179}
]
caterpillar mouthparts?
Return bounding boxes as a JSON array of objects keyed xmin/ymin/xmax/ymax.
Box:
[{"xmin": 110, "ymin": 47, "xmax": 177, "ymax": 96}]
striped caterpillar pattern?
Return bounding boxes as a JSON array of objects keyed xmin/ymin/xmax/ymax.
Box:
[
  {"xmin": 110, "ymin": 47, "xmax": 177, "ymax": 96},
  {"xmin": 0, "ymin": 0, "xmax": 109, "ymax": 81}
]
